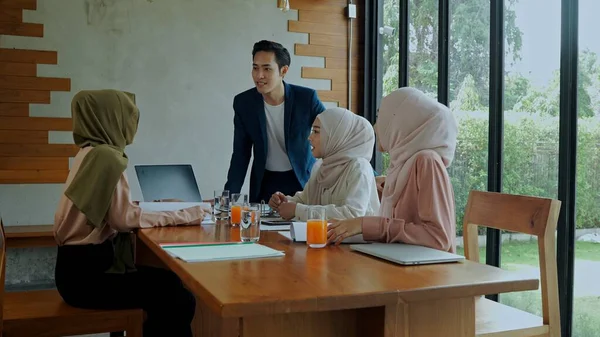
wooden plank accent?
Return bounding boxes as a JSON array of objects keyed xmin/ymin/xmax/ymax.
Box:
[
  {"xmin": 0, "ymin": 157, "xmax": 68, "ymax": 170},
  {"xmin": 290, "ymin": 0, "xmax": 346, "ymax": 13},
  {"xmin": 298, "ymin": 10, "xmax": 346, "ymax": 23},
  {"xmin": 0, "ymin": 21, "xmax": 42, "ymax": 37},
  {"xmin": 0, "ymin": 130, "xmax": 47, "ymax": 143},
  {"xmin": 0, "ymin": 89, "xmax": 50, "ymax": 103},
  {"xmin": 0, "ymin": 169, "xmax": 68, "ymax": 183},
  {"xmin": 296, "ymin": 44, "xmax": 360, "ymax": 59},
  {"xmin": 0, "ymin": 75, "xmax": 70, "ymax": 91},
  {"xmin": 302, "ymin": 67, "xmax": 346, "ymax": 81},
  {"xmin": 289, "ymin": 21, "xmax": 346, "ymax": 36},
  {"xmin": 0, "ymin": 143, "xmax": 78, "ymax": 157},
  {"xmin": 317, "ymin": 90, "xmax": 347, "ymax": 104},
  {"xmin": 0, "ymin": 48, "xmax": 57, "ymax": 64},
  {"xmin": 331, "ymin": 81, "xmax": 361, "ymax": 92},
  {"xmin": 310, "ymin": 33, "xmax": 348, "ymax": 48},
  {"xmin": 0, "ymin": 117, "xmax": 72, "ymax": 131},
  {"xmin": 0, "ymin": 0, "xmax": 36, "ymax": 10},
  {"xmin": 0, "ymin": 61, "xmax": 36, "ymax": 76},
  {"xmin": 0, "ymin": 102, "xmax": 28, "ymax": 116},
  {"xmin": 0, "ymin": 7, "xmax": 23, "ymax": 22},
  {"xmin": 325, "ymin": 57, "xmax": 360, "ymax": 70}
]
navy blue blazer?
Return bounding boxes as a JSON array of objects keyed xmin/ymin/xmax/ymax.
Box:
[{"xmin": 224, "ymin": 82, "xmax": 326, "ymax": 202}]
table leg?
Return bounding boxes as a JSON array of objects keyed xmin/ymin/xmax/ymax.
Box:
[{"xmin": 385, "ymin": 297, "xmax": 475, "ymax": 337}]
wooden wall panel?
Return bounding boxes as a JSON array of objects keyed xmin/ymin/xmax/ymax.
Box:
[
  {"xmin": 0, "ymin": 130, "xmax": 47, "ymax": 143},
  {"xmin": 0, "ymin": 48, "xmax": 57, "ymax": 64},
  {"xmin": 0, "ymin": 144, "xmax": 78, "ymax": 157},
  {"xmin": 0, "ymin": 170, "xmax": 69, "ymax": 184},
  {"xmin": 0, "ymin": 75, "xmax": 70, "ymax": 91},
  {"xmin": 0, "ymin": 22, "xmax": 43, "ymax": 37},
  {"xmin": 289, "ymin": 0, "xmax": 364, "ymax": 111},
  {"xmin": 0, "ymin": 117, "xmax": 72, "ymax": 131},
  {"xmin": 0, "ymin": 89, "xmax": 50, "ymax": 103},
  {"xmin": 0, "ymin": 157, "xmax": 68, "ymax": 170},
  {"xmin": 0, "ymin": 62, "xmax": 37, "ymax": 76},
  {"xmin": 0, "ymin": 0, "xmax": 73, "ymax": 184},
  {"xmin": 0, "ymin": 0, "xmax": 36, "ymax": 10},
  {"xmin": 0, "ymin": 103, "xmax": 29, "ymax": 116},
  {"xmin": 0, "ymin": 7, "xmax": 23, "ymax": 22}
]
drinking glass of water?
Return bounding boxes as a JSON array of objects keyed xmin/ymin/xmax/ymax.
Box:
[
  {"xmin": 213, "ymin": 190, "xmax": 230, "ymax": 221},
  {"xmin": 241, "ymin": 204, "xmax": 261, "ymax": 242}
]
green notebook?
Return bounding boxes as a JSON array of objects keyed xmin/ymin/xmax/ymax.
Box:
[{"xmin": 163, "ymin": 242, "xmax": 285, "ymax": 263}]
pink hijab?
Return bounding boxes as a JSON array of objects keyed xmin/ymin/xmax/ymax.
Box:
[{"xmin": 378, "ymin": 87, "xmax": 458, "ymax": 218}]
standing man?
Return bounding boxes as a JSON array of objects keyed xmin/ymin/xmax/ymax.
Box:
[{"xmin": 225, "ymin": 40, "xmax": 326, "ymax": 203}]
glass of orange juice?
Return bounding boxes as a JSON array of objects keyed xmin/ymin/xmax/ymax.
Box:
[
  {"xmin": 307, "ymin": 208, "xmax": 327, "ymax": 248},
  {"xmin": 230, "ymin": 193, "xmax": 247, "ymax": 226}
]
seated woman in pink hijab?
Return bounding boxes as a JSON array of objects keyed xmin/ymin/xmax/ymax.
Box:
[{"xmin": 327, "ymin": 87, "xmax": 458, "ymax": 252}]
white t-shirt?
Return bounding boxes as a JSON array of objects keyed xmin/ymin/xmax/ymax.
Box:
[{"xmin": 264, "ymin": 101, "xmax": 293, "ymax": 172}]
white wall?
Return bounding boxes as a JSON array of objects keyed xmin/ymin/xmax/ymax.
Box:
[{"xmin": 0, "ymin": 0, "xmax": 332, "ymax": 225}]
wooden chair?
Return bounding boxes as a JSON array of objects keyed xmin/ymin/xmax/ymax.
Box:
[
  {"xmin": 462, "ymin": 190, "xmax": 561, "ymax": 337},
  {"xmin": 0, "ymin": 218, "xmax": 144, "ymax": 337}
]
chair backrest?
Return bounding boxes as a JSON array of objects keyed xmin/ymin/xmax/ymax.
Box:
[
  {"xmin": 0, "ymin": 218, "xmax": 6, "ymax": 335},
  {"xmin": 462, "ymin": 190, "xmax": 561, "ymax": 336}
]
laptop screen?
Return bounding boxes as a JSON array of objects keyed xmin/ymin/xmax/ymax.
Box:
[{"xmin": 135, "ymin": 164, "xmax": 202, "ymax": 202}]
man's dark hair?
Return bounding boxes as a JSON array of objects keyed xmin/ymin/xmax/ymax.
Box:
[{"xmin": 252, "ymin": 40, "xmax": 291, "ymax": 71}]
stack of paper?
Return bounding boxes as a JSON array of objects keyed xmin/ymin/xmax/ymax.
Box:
[
  {"xmin": 162, "ymin": 242, "xmax": 285, "ymax": 262},
  {"xmin": 139, "ymin": 202, "xmax": 215, "ymax": 225}
]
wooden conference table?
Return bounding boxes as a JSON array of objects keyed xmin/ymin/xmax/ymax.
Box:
[{"xmin": 135, "ymin": 223, "xmax": 538, "ymax": 337}]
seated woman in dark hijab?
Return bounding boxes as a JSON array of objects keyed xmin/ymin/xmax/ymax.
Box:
[{"xmin": 54, "ymin": 90, "xmax": 204, "ymax": 337}]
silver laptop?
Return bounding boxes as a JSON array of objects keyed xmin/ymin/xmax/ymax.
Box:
[
  {"xmin": 135, "ymin": 164, "xmax": 202, "ymax": 202},
  {"xmin": 350, "ymin": 243, "xmax": 464, "ymax": 265}
]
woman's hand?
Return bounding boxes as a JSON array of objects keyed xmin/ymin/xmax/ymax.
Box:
[
  {"xmin": 327, "ymin": 218, "xmax": 363, "ymax": 245},
  {"xmin": 375, "ymin": 176, "xmax": 386, "ymax": 193},
  {"xmin": 269, "ymin": 192, "xmax": 287, "ymax": 211},
  {"xmin": 278, "ymin": 201, "xmax": 297, "ymax": 220}
]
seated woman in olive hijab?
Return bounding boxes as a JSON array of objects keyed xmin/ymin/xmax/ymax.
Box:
[{"xmin": 53, "ymin": 90, "xmax": 205, "ymax": 337}]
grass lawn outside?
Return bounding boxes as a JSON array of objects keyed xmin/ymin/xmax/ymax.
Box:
[{"xmin": 456, "ymin": 240, "xmax": 600, "ymax": 337}]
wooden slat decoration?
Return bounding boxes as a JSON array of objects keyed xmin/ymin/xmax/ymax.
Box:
[
  {"xmin": 0, "ymin": 7, "xmax": 23, "ymax": 22},
  {"xmin": 0, "ymin": 144, "xmax": 78, "ymax": 157},
  {"xmin": 310, "ymin": 34, "xmax": 348, "ymax": 48},
  {"xmin": 317, "ymin": 90, "xmax": 347, "ymax": 104},
  {"xmin": 0, "ymin": 21, "xmax": 42, "ymax": 37},
  {"xmin": 0, "ymin": 0, "xmax": 36, "ymax": 10},
  {"xmin": 0, "ymin": 117, "xmax": 72, "ymax": 131},
  {"xmin": 290, "ymin": 0, "xmax": 346, "ymax": 13},
  {"xmin": 0, "ymin": 75, "xmax": 70, "ymax": 91},
  {"xmin": 0, "ymin": 102, "xmax": 28, "ymax": 116},
  {"xmin": 331, "ymin": 81, "xmax": 361, "ymax": 92},
  {"xmin": 0, "ymin": 157, "xmax": 68, "ymax": 170},
  {"xmin": 296, "ymin": 44, "xmax": 360, "ymax": 59},
  {"xmin": 0, "ymin": 170, "xmax": 68, "ymax": 184},
  {"xmin": 0, "ymin": 130, "xmax": 47, "ymax": 143},
  {"xmin": 0, "ymin": 48, "xmax": 57, "ymax": 64},
  {"xmin": 0, "ymin": 89, "xmax": 50, "ymax": 103},
  {"xmin": 288, "ymin": 21, "xmax": 347, "ymax": 36},
  {"xmin": 298, "ymin": 10, "xmax": 347, "ymax": 23},
  {"xmin": 325, "ymin": 57, "xmax": 360, "ymax": 70},
  {"xmin": 0, "ymin": 62, "xmax": 36, "ymax": 76},
  {"xmin": 302, "ymin": 67, "xmax": 346, "ymax": 81}
]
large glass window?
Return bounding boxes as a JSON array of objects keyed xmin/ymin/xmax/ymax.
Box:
[
  {"xmin": 574, "ymin": 1, "xmax": 600, "ymax": 335},
  {"xmin": 447, "ymin": 0, "xmax": 490, "ymax": 251},
  {"xmin": 408, "ymin": 0, "xmax": 438, "ymax": 98},
  {"xmin": 498, "ymin": 0, "xmax": 560, "ymax": 317}
]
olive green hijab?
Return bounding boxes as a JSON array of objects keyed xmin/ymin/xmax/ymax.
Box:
[{"xmin": 65, "ymin": 89, "xmax": 139, "ymax": 274}]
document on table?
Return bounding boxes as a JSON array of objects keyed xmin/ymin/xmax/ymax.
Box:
[{"xmin": 162, "ymin": 242, "xmax": 285, "ymax": 263}]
